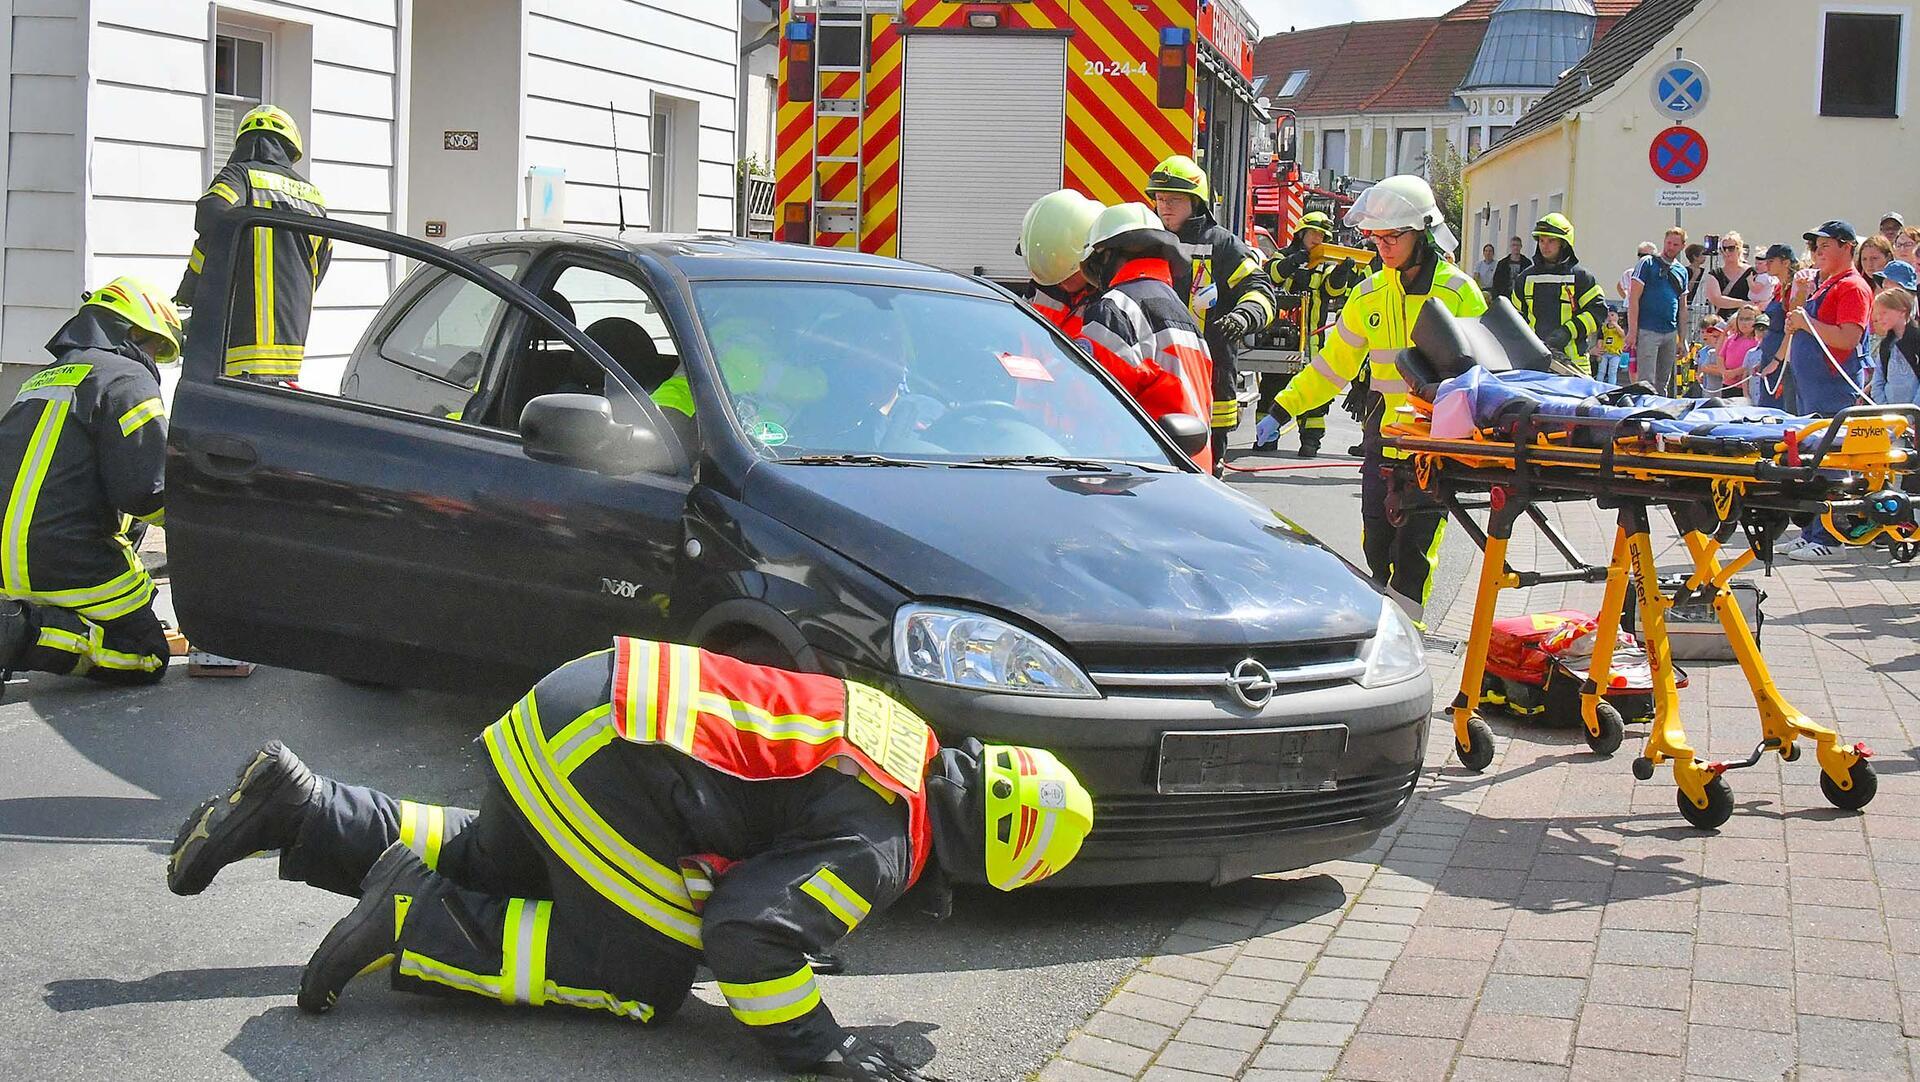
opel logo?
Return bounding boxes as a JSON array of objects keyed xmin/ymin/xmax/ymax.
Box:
[{"xmin": 1228, "ymin": 658, "xmax": 1277, "ymax": 709}]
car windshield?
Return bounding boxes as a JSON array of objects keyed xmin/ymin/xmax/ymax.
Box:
[{"xmin": 689, "ymin": 281, "xmax": 1177, "ymax": 466}]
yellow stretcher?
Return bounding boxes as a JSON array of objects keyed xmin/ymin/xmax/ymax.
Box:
[{"xmin": 1379, "ymin": 342, "xmax": 1920, "ymax": 828}]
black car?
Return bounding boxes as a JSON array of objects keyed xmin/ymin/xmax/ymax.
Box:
[{"xmin": 166, "ymin": 212, "xmax": 1431, "ymax": 885}]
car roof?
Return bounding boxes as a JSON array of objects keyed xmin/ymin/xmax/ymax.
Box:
[{"xmin": 445, "ymin": 229, "xmax": 1006, "ymax": 297}]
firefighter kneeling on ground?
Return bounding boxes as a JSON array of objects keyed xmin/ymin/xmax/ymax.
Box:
[
  {"xmin": 1072, "ymin": 203, "xmax": 1216, "ymax": 471},
  {"xmin": 1255, "ymin": 211, "xmax": 1361, "ymax": 457},
  {"xmin": 1146, "ymin": 156, "xmax": 1277, "ymax": 474},
  {"xmin": 1512, "ymin": 213, "xmax": 1607, "ymax": 376},
  {"xmin": 168, "ymin": 637, "xmax": 1093, "ymax": 1081},
  {"xmin": 1262, "ymin": 175, "xmax": 1487, "ymax": 627},
  {"xmin": 0, "ymin": 278, "xmax": 177, "ymax": 689}
]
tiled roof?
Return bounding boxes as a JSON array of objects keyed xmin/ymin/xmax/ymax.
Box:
[
  {"xmin": 1255, "ymin": 0, "xmax": 1652, "ymax": 119},
  {"xmin": 1492, "ymin": 0, "xmax": 1707, "ymax": 149}
]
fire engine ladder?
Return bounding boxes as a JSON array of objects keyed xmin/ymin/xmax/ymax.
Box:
[{"xmin": 799, "ymin": 0, "xmax": 900, "ymax": 240}]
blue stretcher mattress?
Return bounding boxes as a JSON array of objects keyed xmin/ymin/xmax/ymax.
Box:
[{"xmin": 1431, "ymin": 368, "xmax": 1820, "ymax": 446}]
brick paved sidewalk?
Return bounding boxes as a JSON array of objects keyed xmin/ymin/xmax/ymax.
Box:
[{"xmin": 1042, "ymin": 500, "xmax": 1920, "ymax": 1082}]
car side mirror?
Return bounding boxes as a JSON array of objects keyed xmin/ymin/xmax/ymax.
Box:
[
  {"xmin": 521, "ymin": 393, "xmax": 673, "ymax": 474},
  {"xmin": 1156, "ymin": 413, "xmax": 1211, "ymax": 456}
]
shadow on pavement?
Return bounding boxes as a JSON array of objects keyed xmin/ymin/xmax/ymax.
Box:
[{"xmin": 46, "ymin": 965, "xmax": 305, "ymax": 1012}]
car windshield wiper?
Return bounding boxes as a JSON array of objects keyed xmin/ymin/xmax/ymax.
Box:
[
  {"xmin": 781, "ymin": 453, "xmax": 928, "ymax": 467},
  {"xmin": 970, "ymin": 455, "xmax": 1115, "ymax": 472}
]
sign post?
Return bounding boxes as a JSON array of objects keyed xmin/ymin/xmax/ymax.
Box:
[{"xmin": 1649, "ymin": 55, "xmax": 1709, "ymax": 230}]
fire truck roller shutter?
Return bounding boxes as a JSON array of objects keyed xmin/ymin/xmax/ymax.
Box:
[{"xmin": 899, "ymin": 34, "xmax": 1067, "ymax": 280}]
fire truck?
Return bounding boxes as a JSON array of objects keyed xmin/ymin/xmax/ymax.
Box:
[{"xmin": 772, "ymin": 0, "xmax": 1265, "ymax": 281}]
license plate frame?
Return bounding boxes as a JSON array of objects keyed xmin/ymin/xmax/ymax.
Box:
[{"xmin": 1156, "ymin": 725, "xmax": 1349, "ymax": 794}]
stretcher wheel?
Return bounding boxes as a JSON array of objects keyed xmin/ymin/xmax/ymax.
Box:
[
  {"xmin": 1456, "ymin": 715, "xmax": 1496, "ymax": 772},
  {"xmin": 1678, "ymin": 777, "xmax": 1735, "ymax": 830},
  {"xmin": 1892, "ymin": 541, "xmax": 1919, "ymax": 564},
  {"xmin": 1819, "ymin": 759, "xmax": 1878, "ymax": 812},
  {"xmin": 1584, "ymin": 701, "xmax": 1625, "ymax": 757},
  {"xmin": 1780, "ymin": 742, "xmax": 1801, "ymax": 762},
  {"xmin": 1632, "ymin": 756, "xmax": 1655, "ymax": 781}
]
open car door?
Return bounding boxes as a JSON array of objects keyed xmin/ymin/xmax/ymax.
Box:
[{"xmin": 166, "ymin": 211, "xmax": 691, "ymax": 691}]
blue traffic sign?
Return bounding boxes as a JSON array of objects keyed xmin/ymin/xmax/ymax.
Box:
[{"xmin": 1651, "ymin": 59, "xmax": 1710, "ymax": 118}]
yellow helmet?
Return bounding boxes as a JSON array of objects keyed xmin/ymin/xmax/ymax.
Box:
[
  {"xmin": 1297, "ymin": 211, "xmax": 1336, "ymax": 236},
  {"xmin": 1533, "ymin": 212, "xmax": 1576, "ymax": 245},
  {"xmin": 1146, "ymin": 154, "xmax": 1211, "ymax": 207},
  {"xmin": 1080, "ymin": 202, "xmax": 1168, "ymax": 261},
  {"xmin": 84, "ymin": 277, "xmax": 183, "ymax": 363},
  {"xmin": 237, "ymin": 105, "xmax": 304, "ymax": 161},
  {"xmin": 1019, "ymin": 189, "xmax": 1104, "ymax": 287},
  {"xmin": 980, "ymin": 744, "xmax": 1094, "ymax": 890}
]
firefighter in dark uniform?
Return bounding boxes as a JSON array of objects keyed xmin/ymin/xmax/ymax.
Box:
[
  {"xmin": 168, "ymin": 638, "xmax": 1093, "ymax": 1080},
  {"xmin": 1512, "ymin": 213, "xmax": 1608, "ymax": 376},
  {"xmin": 0, "ymin": 278, "xmax": 177, "ymax": 685},
  {"xmin": 1073, "ymin": 203, "xmax": 1216, "ymax": 469},
  {"xmin": 1255, "ymin": 211, "xmax": 1361, "ymax": 457},
  {"xmin": 1145, "ymin": 155, "xmax": 1277, "ymax": 473},
  {"xmin": 175, "ymin": 105, "xmax": 331, "ymax": 384}
]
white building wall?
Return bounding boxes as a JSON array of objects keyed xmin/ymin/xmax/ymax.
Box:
[
  {"xmin": 4, "ymin": 1, "xmax": 88, "ymax": 370},
  {"xmin": 63, "ymin": 0, "xmax": 403, "ymax": 389},
  {"xmin": 521, "ymin": 0, "xmax": 738, "ymax": 234}
]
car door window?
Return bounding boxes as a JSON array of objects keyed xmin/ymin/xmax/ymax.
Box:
[{"xmin": 339, "ymin": 252, "xmax": 525, "ymax": 419}]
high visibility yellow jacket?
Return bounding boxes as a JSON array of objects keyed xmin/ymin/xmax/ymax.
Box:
[
  {"xmin": 0, "ymin": 310, "xmax": 165, "ymax": 623},
  {"xmin": 1512, "ymin": 246, "xmax": 1607, "ymax": 372},
  {"xmin": 1171, "ymin": 212, "xmax": 1276, "ymax": 430},
  {"xmin": 1276, "ymin": 248, "xmax": 1487, "ymax": 457},
  {"xmin": 175, "ymin": 132, "xmax": 331, "ymax": 381}
]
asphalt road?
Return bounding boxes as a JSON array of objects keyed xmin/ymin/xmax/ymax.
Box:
[{"xmin": 0, "ymin": 413, "xmax": 1465, "ymax": 1081}]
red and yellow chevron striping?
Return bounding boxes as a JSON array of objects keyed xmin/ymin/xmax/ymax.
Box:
[{"xmin": 860, "ymin": 15, "xmax": 903, "ymax": 256}]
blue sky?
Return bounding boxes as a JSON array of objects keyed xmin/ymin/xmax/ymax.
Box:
[{"xmin": 1239, "ymin": 0, "xmax": 1460, "ymax": 35}]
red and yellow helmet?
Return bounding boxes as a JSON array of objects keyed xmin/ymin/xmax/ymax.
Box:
[
  {"xmin": 980, "ymin": 744, "xmax": 1093, "ymax": 890},
  {"xmin": 83, "ymin": 277, "xmax": 183, "ymax": 363}
]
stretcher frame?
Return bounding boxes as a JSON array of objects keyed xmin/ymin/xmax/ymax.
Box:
[{"xmin": 1383, "ymin": 403, "xmax": 1919, "ymax": 828}]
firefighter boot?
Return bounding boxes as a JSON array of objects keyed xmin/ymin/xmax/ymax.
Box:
[
  {"xmin": 299, "ymin": 842, "xmax": 444, "ymax": 1014},
  {"xmin": 0, "ymin": 600, "xmax": 28, "ymax": 696},
  {"xmin": 1298, "ymin": 434, "xmax": 1322, "ymax": 459},
  {"xmin": 168, "ymin": 741, "xmax": 321, "ymax": 896}
]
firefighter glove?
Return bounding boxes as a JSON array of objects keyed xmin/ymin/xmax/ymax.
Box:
[
  {"xmin": 1333, "ymin": 258, "xmax": 1360, "ymax": 289},
  {"xmin": 820, "ymin": 1033, "xmax": 944, "ymax": 1082},
  {"xmin": 1271, "ymin": 251, "xmax": 1308, "ymax": 282},
  {"xmin": 1544, "ymin": 326, "xmax": 1572, "ymax": 354},
  {"xmin": 1215, "ymin": 308, "xmax": 1253, "ymax": 342}
]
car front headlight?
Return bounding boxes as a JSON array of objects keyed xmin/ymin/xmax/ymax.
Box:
[
  {"xmin": 894, "ymin": 605, "xmax": 1098, "ymax": 698},
  {"xmin": 1359, "ymin": 597, "xmax": 1427, "ymax": 688}
]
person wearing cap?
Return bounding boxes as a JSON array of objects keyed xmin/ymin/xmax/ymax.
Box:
[
  {"xmin": 1627, "ymin": 227, "xmax": 1690, "ymax": 393},
  {"xmin": 1881, "ymin": 212, "xmax": 1906, "ymax": 243},
  {"xmin": 175, "ymin": 105, "xmax": 331, "ymax": 384},
  {"xmin": 0, "ymin": 278, "xmax": 180, "ymax": 688},
  {"xmin": 1511, "ymin": 213, "xmax": 1607, "ymax": 375},
  {"xmin": 1256, "ymin": 211, "xmax": 1359, "ymax": 456},
  {"xmin": 1748, "ymin": 243, "xmax": 1800, "ymax": 409},
  {"xmin": 1881, "ymin": 260, "xmax": 1919, "ymax": 296},
  {"xmin": 1144, "ymin": 156, "xmax": 1276, "ymax": 471},
  {"xmin": 1263, "ymin": 174, "xmax": 1485, "ymax": 625},
  {"xmin": 1778, "ymin": 220, "xmax": 1874, "ymax": 561}
]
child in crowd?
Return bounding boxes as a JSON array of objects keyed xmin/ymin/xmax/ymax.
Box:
[
  {"xmin": 1870, "ymin": 287, "xmax": 1920, "ymax": 406},
  {"xmin": 1716, "ymin": 305, "xmax": 1764, "ymax": 399},
  {"xmin": 1693, "ymin": 314, "xmax": 1727, "ymax": 397},
  {"xmin": 1594, "ymin": 308, "xmax": 1627, "ymax": 384}
]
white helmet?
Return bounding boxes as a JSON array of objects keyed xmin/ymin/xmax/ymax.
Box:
[
  {"xmin": 1080, "ymin": 202, "xmax": 1166, "ymax": 261},
  {"xmin": 1345, "ymin": 174, "xmax": 1457, "ymax": 253},
  {"xmin": 1019, "ymin": 189, "xmax": 1104, "ymax": 286}
]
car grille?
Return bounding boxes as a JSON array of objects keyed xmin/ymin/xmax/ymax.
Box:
[
  {"xmin": 1085, "ymin": 766, "xmax": 1420, "ymax": 847},
  {"xmin": 1080, "ymin": 639, "xmax": 1368, "ymax": 696}
]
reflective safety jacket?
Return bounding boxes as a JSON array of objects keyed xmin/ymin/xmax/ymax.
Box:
[
  {"xmin": 1513, "ymin": 246, "xmax": 1607, "ymax": 372},
  {"xmin": 1075, "ymin": 258, "xmax": 1216, "ymax": 469},
  {"xmin": 0, "ymin": 310, "xmax": 165, "ymax": 622},
  {"xmin": 1268, "ymin": 237, "xmax": 1360, "ymax": 349},
  {"xmin": 1277, "ymin": 246, "xmax": 1487, "ymax": 458},
  {"xmin": 1031, "ymin": 281, "xmax": 1092, "ymax": 338},
  {"xmin": 480, "ymin": 638, "xmax": 937, "ymax": 1070},
  {"xmin": 175, "ymin": 132, "xmax": 332, "ymax": 381},
  {"xmin": 1172, "ymin": 212, "xmax": 1277, "ymax": 430}
]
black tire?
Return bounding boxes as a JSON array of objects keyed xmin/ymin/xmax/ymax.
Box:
[
  {"xmin": 1678, "ymin": 776, "xmax": 1735, "ymax": 830},
  {"xmin": 1892, "ymin": 541, "xmax": 1919, "ymax": 564},
  {"xmin": 1781, "ymin": 741, "xmax": 1802, "ymax": 762},
  {"xmin": 1456, "ymin": 715, "xmax": 1496, "ymax": 773},
  {"xmin": 1585, "ymin": 701, "xmax": 1626, "ymax": 757},
  {"xmin": 1632, "ymin": 756, "xmax": 1656, "ymax": 780},
  {"xmin": 1819, "ymin": 758, "xmax": 1878, "ymax": 811}
]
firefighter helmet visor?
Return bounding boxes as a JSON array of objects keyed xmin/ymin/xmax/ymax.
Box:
[
  {"xmin": 237, "ymin": 105, "xmax": 305, "ymax": 161},
  {"xmin": 1533, "ymin": 213, "xmax": 1576, "ymax": 245},
  {"xmin": 1145, "ymin": 155, "xmax": 1211, "ymax": 207}
]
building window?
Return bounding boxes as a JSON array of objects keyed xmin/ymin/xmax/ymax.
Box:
[
  {"xmin": 1396, "ymin": 129, "xmax": 1429, "ymax": 175},
  {"xmin": 1507, "ymin": 203, "xmax": 1520, "ymax": 243},
  {"xmin": 1821, "ymin": 11, "xmax": 1903, "ymax": 118},
  {"xmin": 1322, "ymin": 130, "xmax": 1346, "ymax": 176},
  {"xmin": 1300, "ymin": 130, "xmax": 1316, "ymax": 172},
  {"xmin": 1467, "ymin": 127, "xmax": 1484, "ymax": 158},
  {"xmin": 1277, "ymin": 69, "xmax": 1310, "ymax": 97},
  {"xmin": 1490, "ymin": 124, "xmax": 1512, "ymax": 145},
  {"xmin": 650, "ymin": 95, "xmax": 699, "ymax": 233},
  {"xmin": 213, "ymin": 27, "xmax": 272, "ymax": 150},
  {"xmin": 1548, "ymin": 193, "xmax": 1563, "ymax": 215}
]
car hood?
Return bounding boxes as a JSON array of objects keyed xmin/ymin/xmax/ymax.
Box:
[{"xmin": 741, "ymin": 464, "xmax": 1382, "ymax": 648}]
